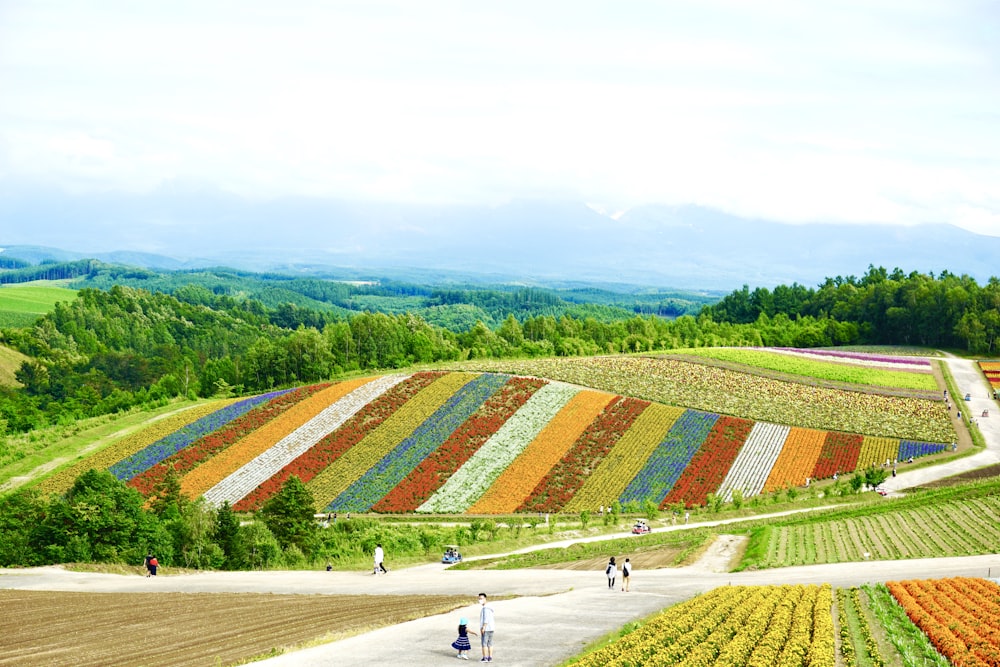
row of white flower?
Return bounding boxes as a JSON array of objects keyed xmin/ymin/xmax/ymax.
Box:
[
  {"xmin": 716, "ymin": 421, "xmax": 790, "ymax": 502},
  {"xmin": 417, "ymin": 382, "xmax": 580, "ymax": 513},
  {"xmin": 202, "ymin": 374, "xmax": 409, "ymax": 507}
]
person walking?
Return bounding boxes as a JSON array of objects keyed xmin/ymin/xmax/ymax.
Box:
[
  {"xmin": 621, "ymin": 558, "xmax": 632, "ymax": 591},
  {"xmin": 143, "ymin": 553, "xmax": 158, "ymax": 577},
  {"xmin": 478, "ymin": 593, "xmax": 495, "ymax": 663},
  {"xmin": 451, "ymin": 616, "xmax": 477, "ymax": 659},
  {"xmin": 373, "ymin": 544, "xmax": 388, "ymax": 574},
  {"xmin": 605, "ymin": 556, "xmax": 617, "ymax": 589}
]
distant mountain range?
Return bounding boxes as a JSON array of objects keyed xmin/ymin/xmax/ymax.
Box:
[{"xmin": 2, "ymin": 187, "xmax": 997, "ymax": 289}]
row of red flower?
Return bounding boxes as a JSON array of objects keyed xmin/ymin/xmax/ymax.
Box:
[
  {"xmin": 518, "ymin": 396, "xmax": 649, "ymax": 513},
  {"xmin": 128, "ymin": 384, "xmax": 330, "ymax": 496},
  {"xmin": 232, "ymin": 373, "xmax": 443, "ymax": 511}
]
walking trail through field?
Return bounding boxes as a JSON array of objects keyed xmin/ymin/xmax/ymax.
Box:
[{"xmin": 2, "ymin": 355, "xmax": 998, "ymax": 666}]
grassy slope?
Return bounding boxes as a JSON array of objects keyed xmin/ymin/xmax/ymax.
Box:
[
  {"xmin": 0, "ymin": 344, "xmax": 29, "ymax": 387},
  {"xmin": 0, "ymin": 281, "xmax": 78, "ymax": 328},
  {"xmin": 670, "ymin": 347, "xmax": 937, "ymax": 391},
  {"xmin": 0, "ymin": 399, "xmax": 207, "ymax": 492}
]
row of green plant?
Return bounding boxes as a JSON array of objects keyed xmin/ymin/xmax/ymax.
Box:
[
  {"xmin": 672, "ymin": 347, "xmax": 936, "ymax": 391},
  {"xmin": 735, "ymin": 476, "xmax": 1000, "ymax": 569}
]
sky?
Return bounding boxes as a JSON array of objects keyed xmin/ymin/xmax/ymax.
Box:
[{"xmin": 2, "ymin": 0, "xmax": 999, "ymax": 236}]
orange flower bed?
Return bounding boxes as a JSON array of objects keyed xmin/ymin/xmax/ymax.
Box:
[
  {"xmin": 37, "ymin": 400, "xmax": 234, "ymax": 496},
  {"xmin": 762, "ymin": 427, "xmax": 826, "ymax": 492},
  {"xmin": 179, "ymin": 379, "xmax": 372, "ymax": 500},
  {"xmin": 467, "ymin": 390, "xmax": 613, "ymax": 514},
  {"xmin": 887, "ymin": 578, "xmax": 1000, "ymax": 667}
]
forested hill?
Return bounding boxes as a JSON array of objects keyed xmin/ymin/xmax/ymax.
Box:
[
  {"xmin": 0, "ymin": 258, "xmax": 717, "ymax": 328},
  {"xmin": 707, "ymin": 266, "xmax": 1000, "ymax": 353},
  {"xmin": 1, "ymin": 262, "xmax": 998, "ymax": 438}
]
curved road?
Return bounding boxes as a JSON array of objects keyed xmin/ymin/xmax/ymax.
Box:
[{"xmin": 2, "ymin": 355, "xmax": 998, "ymax": 666}]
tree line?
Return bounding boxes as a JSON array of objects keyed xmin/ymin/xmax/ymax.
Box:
[
  {"xmin": 0, "ymin": 283, "xmax": 828, "ymax": 434},
  {"xmin": 706, "ymin": 266, "xmax": 1000, "ymax": 353},
  {"xmin": 1, "ymin": 266, "xmax": 998, "ymax": 437},
  {"xmin": 0, "ymin": 469, "xmax": 473, "ymax": 570}
]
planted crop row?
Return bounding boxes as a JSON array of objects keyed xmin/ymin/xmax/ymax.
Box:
[
  {"xmin": 978, "ymin": 361, "xmax": 1000, "ymax": 389},
  {"xmin": 313, "ymin": 372, "xmax": 476, "ymax": 511},
  {"xmin": 663, "ymin": 416, "xmax": 752, "ymax": 508},
  {"xmin": 673, "ymin": 347, "xmax": 935, "ymax": 390},
  {"xmin": 49, "ymin": 371, "xmax": 949, "ymax": 514},
  {"xmin": 887, "ymin": 578, "xmax": 1000, "ymax": 666},
  {"xmin": 460, "ymin": 356, "xmax": 953, "ymax": 442},
  {"xmin": 518, "ymin": 395, "xmax": 648, "ymax": 513},
  {"xmin": 570, "ymin": 584, "xmax": 832, "ymax": 667},
  {"xmin": 333, "ymin": 373, "xmax": 509, "ymax": 513},
  {"xmin": 203, "ymin": 375, "xmax": 406, "ymax": 508},
  {"xmin": 469, "ymin": 389, "xmax": 613, "ymax": 514},
  {"xmin": 234, "ymin": 373, "xmax": 441, "ymax": 511},
  {"xmin": 716, "ymin": 421, "xmax": 789, "ymax": 502},
  {"xmin": 619, "ymin": 409, "xmax": 719, "ymax": 506},
  {"xmin": 371, "ymin": 377, "xmax": 544, "ymax": 512},
  {"xmin": 755, "ymin": 495, "xmax": 1000, "ymax": 567},
  {"xmin": 416, "ymin": 382, "xmax": 580, "ymax": 513},
  {"xmin": 180, "ymin": 380, "xmax": 374, "ymax": 501},
  {"xmin": 37, "ymin": 399, "xmax": 236, "ymax": 496},
  {"xmin": 771, "ymin": 347, "xmax": 930, "ymax": 368},
  {"xmin": 129, "ymin": 384, "xmax": 330, "ymax": 496},
  {"xmin": 564, "ymin": 403, "xmax": 683, "ymax": 512}
]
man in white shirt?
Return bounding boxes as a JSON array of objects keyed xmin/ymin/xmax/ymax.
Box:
[{"xmin": 478, "ymin": 592, "xmax": 495, "ymax": 662}]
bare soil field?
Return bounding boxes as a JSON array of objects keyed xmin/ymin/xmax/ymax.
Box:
[{"xmin": 0, "ymin": 590, "xmax": 468, "ymax": 667}]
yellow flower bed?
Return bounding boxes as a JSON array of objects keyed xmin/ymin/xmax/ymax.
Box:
[
  {"xmin": 565, "ymin": 403, "xmax": 683, "ymax": 512},
  {"xmin": 467, "ymin": 390, "xmax": 613, "ymax": 514},
  {"xmin": 36, "ymin": 400, "xmax": 234, "ymax": 496},
  {"xmin": 857, "ymin": 436, "xmax": 901, "ymax": 469},
  {"xmin": 307, "ymin": 372, "xmax": 476, "ymax": 510},
  {"xmin": 570, "ymin": 584, "xmax": 833, "ymax": 667},
  {"xmin": 180, "ymin": 378, "xmax": 372, "ymax": 500}
]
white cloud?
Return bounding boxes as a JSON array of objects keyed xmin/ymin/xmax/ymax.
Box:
[{"xmin": 0, "ymin": 0, "xmax": 998, "ymax": 233}]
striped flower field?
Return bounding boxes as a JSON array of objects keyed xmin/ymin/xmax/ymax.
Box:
[{"xmin": 37, "ymin": 371, "xmax": 950, "ymax": 513}]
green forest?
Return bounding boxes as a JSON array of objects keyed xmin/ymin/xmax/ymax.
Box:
[{"xmin": 0, "ymin": 262, "xmax": 997, "ymax": 438}]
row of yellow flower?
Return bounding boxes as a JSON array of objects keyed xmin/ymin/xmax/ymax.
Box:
[
  {"xmin": 467, "ymin": 390, "xmax": 613, "ymax": 514},
  {"xmin": 180, "ymin": 380, "xmax": 370, "ymax": 500},
  {"xmin": 571, "ymin": 584, "xmax": 833, "ymax": 667},
  {"xmin": 37, "ymin": 400, "xmax": 235, "ymax": 496},
  {"xmin": 857, "ymin": 436, "xmax": 903, "ymax": 470},
  {"xmin": 306, "ymin": 372, "xmax": 477, "ymax": 510},
  {"xmin": 564, "ymin": 403, "xmax": 684, "ymax": 512}
]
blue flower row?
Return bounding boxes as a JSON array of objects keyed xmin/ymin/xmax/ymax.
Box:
[
  {"xmin": 109, "ymin": 390, "xmax": 291, "ymax": 481},
  {"xmin": 897, "ymin": 440, "xmax": 947, "ymax": 460},
  {"xmin": 618, "ymin": 409, "xmax": 720, "ymax": 506},
  {"xmin": 326, "ymin": 373, "xmax": 509, "ymax": 512}
]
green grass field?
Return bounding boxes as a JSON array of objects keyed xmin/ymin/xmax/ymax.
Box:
[
  {"xmin": 0, "ymin": 281, "xmax": 78, "ymax": 328},
  {"xmin": 671, "ymin": 347, "xmax": 937, "ymax": 391}
]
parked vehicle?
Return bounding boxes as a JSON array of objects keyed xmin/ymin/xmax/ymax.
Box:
[{"xmin": 631, "ymin": 519, "xmax": 651, "ymax": 535}]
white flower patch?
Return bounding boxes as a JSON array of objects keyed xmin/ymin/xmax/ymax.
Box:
[
  {"xmin": 203, "ymin": 374, "xmax": 409, "ymax": 507},
  {"xmin": 417, "ymin": 382, "xmax": 579, "ymax": 513},
  {"xmin": 716, "ymin": 421, "xmax": 790, "ymax": 502}
]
